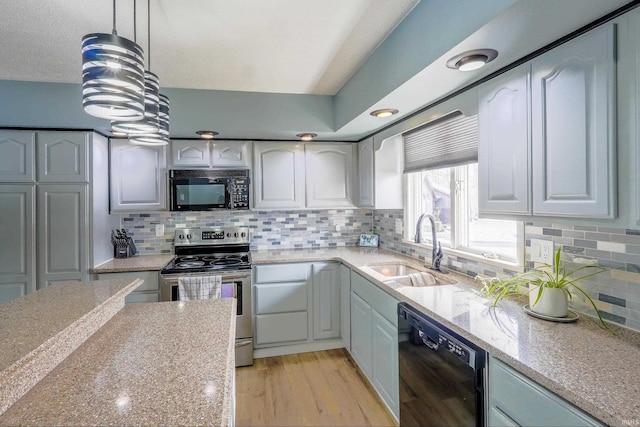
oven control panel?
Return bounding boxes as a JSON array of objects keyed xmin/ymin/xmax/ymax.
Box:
[
  {"xmin": 174, "ymin": 227, "xmax": 250, "ymax": 246},
  {"xmin": 202, "ymin": 230, "xmax": 225, "ymax": 240}
]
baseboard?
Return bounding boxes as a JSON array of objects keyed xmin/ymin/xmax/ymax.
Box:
[{"xmin": 253, "ymin": 338, "xmax": 345, "ymax": 359}]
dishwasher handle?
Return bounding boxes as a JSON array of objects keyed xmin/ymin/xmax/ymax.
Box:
[{"xmin": 419, "ymin": 330, "xmax": 439, "ymax": 351}]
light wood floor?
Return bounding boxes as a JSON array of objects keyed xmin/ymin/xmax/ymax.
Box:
[{"xmin": 235, "ymin": 349, "xmax": 398, "ymax": 427}]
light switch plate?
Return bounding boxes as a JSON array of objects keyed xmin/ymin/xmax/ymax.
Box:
[
  {"xmin": 155, "ymin": 224, "xmax": 165, "ymax": 237},
  {"xmin": 530, "ymin": 238, "xmax": 554, "ymax": 264},
  {"xmin": 395, "ymin": 219, "xmax": 403, "ymax": 235}
]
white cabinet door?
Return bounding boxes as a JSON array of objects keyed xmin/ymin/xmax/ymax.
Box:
[
  {"xmin": 305, "ymin": 143, "xmax": 355, "ymax": 208},
  {"xmin": 0, "ymin": 185, "xmax": 35, "ymax": 303},
  {"xmin": 358, "ymin": 138, "xmax": 374, "ymax": 208},
  {"xmin": 350, "ymin": 291, "xmax": 373, "ymax": 378},
  {"xmin": 312, "ymin": 262, "xmax": 340, "ymax": 340},
  {"xmin": 478, "ymin": 65, "xmax": 531, "ymax": 215},
  {"xmin": 37, "ymin": 184, "xmax": 88, "ymax": 288},
  {"xmin": 372, "ymin": 310, "xmax": 399, "ymax": 419},
  {"xmin": 170, "ymin": 140, "xmax": 211, "ymax": 168},
  {"xmin": 489, "ymin": 356, "xmax": 603, "ymax": 426},
  {"xmin": 339, "ymin": 264, "xmax": 351, "ymax": 351},
  {"xmin": 211, "ymin": 140, "xmax": 251, "ymax": 168},
  {"xmin": 0, "ymin": 130, "xmax": 35, "ymax": 182},
  {"xmin": 531, "ymin": 24, "xmax": 616, "ymax": 218},
  {"xmin": 36, "ymin": 132, "xmax": 89, "ymax": 183},
  {"xmin": 110, "ymin": 140, "xmax": 167, "ymax": 212},
  {"xmin": 253, "ymin": 142, "xmax": 305, "ymax": 209}
]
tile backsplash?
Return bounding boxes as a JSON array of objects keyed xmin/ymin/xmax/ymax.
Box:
[
  {"xmin": 118, "ymin": 209, "xmax": 374, "ymax": 252},
  {"xmin": 119, "ymin": 207, "xmax": 640, "ymax": 332},
  {"xmin": 374, "ymin": 209, "xmax": 640, "ymax": 332}
]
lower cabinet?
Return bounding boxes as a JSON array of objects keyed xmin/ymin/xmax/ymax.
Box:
[
  {"xmin": 339, "ymin": 264, "xmax": 351, "ymax": 351},
  {"xmin": 349, "ymin": 271, "xmax": 399, "ymax": 420},
  {"xmin": 96, "ymin": 271, "xmax": 160, "ymax": 304},
  {"xmin": 253, "ymin": 262, "xmax": 341, "ymax": 350},
  {"xmin": 488, "ymin": 356, "xmax": 603, "ymax": 427}
]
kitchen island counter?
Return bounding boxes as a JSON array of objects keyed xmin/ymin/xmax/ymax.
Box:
[
  {"xmin": 0, "ymin": 278, "xmax": 142, "ymax": 414},
  {"xmin": 252, "ymin": 246, "xmax": 640, "ymax": 427},
  {"xmin": 0, "ymin": 299, "xmax": 236, "ymax": 427}
]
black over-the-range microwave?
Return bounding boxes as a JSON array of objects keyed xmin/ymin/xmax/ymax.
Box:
[{"xmin": 169, "ymin": 169, "xmax": 250, "ymax": 211}]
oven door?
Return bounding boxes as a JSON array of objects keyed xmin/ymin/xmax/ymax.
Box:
[
  {"xmin": 170, "ymin": 177, "xmax": 230, "ymax": 211},
  {"xmin": 160, "ymin": 270, "xmax": 253, "ymax": 367}
]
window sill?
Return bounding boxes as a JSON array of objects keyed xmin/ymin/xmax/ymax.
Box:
[{"xmin": 401, "ymin": 239, "xmax": 525, "ymax": 274}]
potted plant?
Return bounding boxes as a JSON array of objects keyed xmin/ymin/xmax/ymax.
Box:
[{"xmin": 476, "ymin": 248, "xmax": 609, "ymax": 328}]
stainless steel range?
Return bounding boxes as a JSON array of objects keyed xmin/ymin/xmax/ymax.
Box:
[{"xmin": 160, "ymin": 226, "xmax": 253, "ymax": 367}]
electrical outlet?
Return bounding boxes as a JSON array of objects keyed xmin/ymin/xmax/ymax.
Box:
[
  {"xmin": 155, "ymin": 224, "xmax": 164, "ymax": 237},
  {"xmin": 530, "ymin": 238, "xmax": 554, "ymax": 264},
  {"xmin": 395, "ymin": 219, "xmax": 403, "ymax": 235}
]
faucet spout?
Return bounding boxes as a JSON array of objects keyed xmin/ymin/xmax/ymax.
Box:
[{"xmin": 414, "ymin": 213, "xmax": 447, "ymax": 273}]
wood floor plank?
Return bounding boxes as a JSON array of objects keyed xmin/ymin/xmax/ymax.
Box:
[{"xmin": 235, "ymin": 349, "xmax": 398, "ymax": 427}]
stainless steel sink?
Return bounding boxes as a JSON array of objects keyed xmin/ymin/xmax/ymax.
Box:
[
  {"xmin": 366, "ymin": 263, "xmax": 422, "ymax": 277},
  {"xmin": 388, "ymin": 274, "xmax": 456, "ymax": 287}
]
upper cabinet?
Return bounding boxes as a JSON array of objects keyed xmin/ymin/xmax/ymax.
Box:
[
  {"xmin": 253, "ymin": 142, "xmax": 306, "ymax": 209},
  {"xmin": 170, "ymin": 140, "xmax": 211, "ymax": 168},
  {"xmin": 305, "ymin": 143, "xmax": 355, "ymax": 208},
  {"xmin": 478, "ymin": 65, "xmax": 531, "ymax": 215},
  {"xmin": 253, "ymin": 141, "xmax": 357, "ymax": 209},
  {"xmin": 358, "ymin": 138, "xmax": 374, "ymax": 208},
  {"xmin": 478, "ymin": 24, "xmax": 617, "ymax": 219},
  {"xmin": 36, "ymin": 132, "xmax": 89, "ymax": 183},
  {"xmin": 531, "ymin": 24, "xmax": 616, "ymax": 218},
  {"xmin": 211, "ymin": 140, "xmax": 251, "ymax": 168},
  {"xmin": 0, "ymin": 131, "xmax": 36, "ymax": 182},
  {"xmin": 110, "ymin": 140, "xmax": 167, "ymax": 212},
  {"xmin": 170, "ymin": 139, "xmax": 251, "ymax": 169}
]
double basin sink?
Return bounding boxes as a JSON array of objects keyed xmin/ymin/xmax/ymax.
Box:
[{"xmin": 361, "ymin": 262, "xmax": 456, "ymax": 287}]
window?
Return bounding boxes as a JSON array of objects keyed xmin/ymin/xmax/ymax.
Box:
[{"xmin": 405, "ymin": 163, "xmax": 522, "ymax": 264}]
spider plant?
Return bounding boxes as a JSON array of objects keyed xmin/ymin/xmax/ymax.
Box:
[{"xmin": 476, "ymin": 248, "xmax": 609, "ymax": 329}]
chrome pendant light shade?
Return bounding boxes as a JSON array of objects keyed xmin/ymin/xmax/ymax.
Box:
[
  {"xmin": 129, "ymin": 94, "xmax": 170, "ymax": 145},
  {"xmin": 81, "ymin": 32, "xmax": 146, "ymax": 121},
  {"xmin": 111, "ymin": 70, "xmax": 160, "ymax": 133}
]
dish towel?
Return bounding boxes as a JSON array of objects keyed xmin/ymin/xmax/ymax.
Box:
[
  {"xmin": 408, "ymin": 272, "xmax": 437, "ymax": 287},
  {"xmin": 178, "ymin": 275, "xmax": 222, "ymax": 300}
]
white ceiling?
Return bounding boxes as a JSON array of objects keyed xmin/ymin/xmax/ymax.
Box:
[
  {"xmin": 0, "ymin": 0, "xmax": 418, "ymax": 95},
  {"xmin": 0, "ymin": 0, "xmax": 634, "ymax": 140}
]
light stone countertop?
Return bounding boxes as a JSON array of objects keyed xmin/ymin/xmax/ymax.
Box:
[
  {"xmin": 90, "ymin": 254, "xmax": 175, "ymax": 274},
  {"xmin": 252, "ymin": 246, "xmax": 640, "ymax": 427},
  {"xmin": 0, "ymin": 299, "xmax": 237, "ymax": 427},
  {"xmin": 0, "ymin": 279, "xmax": 143, "ymax": 415}
]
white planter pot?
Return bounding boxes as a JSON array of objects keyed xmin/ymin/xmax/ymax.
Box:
[{"xmin": 529, "ymin": 286, "xmax": 568, "ymax": 317}]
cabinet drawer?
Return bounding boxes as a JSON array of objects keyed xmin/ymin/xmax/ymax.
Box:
[
  {"xmin": 254, "ymin": 263, "xmax": 309, "ymax": 283},
  {"xmin": 351, "ymin": 272, "xmax": 398, "ymax": 326},
  {"xmin": 490, "ymin": 357, "xmax": 602, "ymax": 426},
  {"xmin": 97, "ymin": 271, "xmax": 159, "ymax": 291},
  {"xmin": 255, "ymin": 312, "xmax": 308, "ymax": 344},
  {"xmin": 255, "ymin": 281, "xmax": 308, "ymax": 314}
]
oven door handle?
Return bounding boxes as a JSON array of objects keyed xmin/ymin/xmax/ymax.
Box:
[
  {"xmin": 235, "ymin": 339, "xmax": 253, "ymax": 348},
  {"xmin": 161, "ymin": 274, "xmax": 250, "ymax": 284}
]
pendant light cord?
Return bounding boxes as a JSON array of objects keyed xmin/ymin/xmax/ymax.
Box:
[
  {"xmin": 112, "ymin": 0, "xmax": 117, "ymax": 35},
  {"xmin": 133, "ymin": 0, "xmax": 137, "ymax": 42},
  {"xmin": 147, "ymin": 0, "xmax": 151, "ymax": 70}
]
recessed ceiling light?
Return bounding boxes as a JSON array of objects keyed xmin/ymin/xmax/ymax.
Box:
[
  {"xmin": 297, "ymin": 133, "xmax": 317, "ymax": 141},
  {"xmin": 446, "ymin": 49, "xmax": 498, "ymax": 71},
  {"xmin": 370, "ymin": 108, "xmax": 399, "ymax": 118},
  {"xmin": 196, "ymin": 130, "xmax": 219, "ymax": 139}
]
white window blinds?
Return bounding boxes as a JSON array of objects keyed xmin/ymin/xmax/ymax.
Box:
[{"xmin": 403, "ymin": 110, "xmax": 478, "ymax": 173}]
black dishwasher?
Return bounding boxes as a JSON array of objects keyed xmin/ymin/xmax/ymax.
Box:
[{"xmin": 398, "ymin": 303, "xmax": 486, "ymax": 427}]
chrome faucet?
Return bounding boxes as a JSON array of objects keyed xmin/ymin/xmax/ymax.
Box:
[{"xmin": 415, "ymin": 213, "xmax": 447, "ymax": 273}]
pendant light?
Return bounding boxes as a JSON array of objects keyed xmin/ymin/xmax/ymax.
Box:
[
  {"xmin": 129, "ymin": 94, "xmax": 170, "ymax": 145},
  {"xmin": 82, "ymin": 0, "xmax": 145, "ymax": 121},
  {"xmin": 129, "ymin": 0, "xmax": 170, "ymax": 146},
  {"xmin": 111, "ymin": 0, "xmax": 160, "ymax": 134}
]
